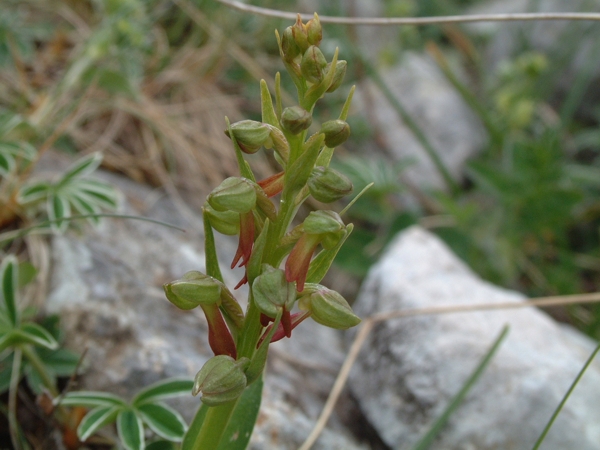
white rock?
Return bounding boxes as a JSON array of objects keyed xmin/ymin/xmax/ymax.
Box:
[{"xmin": 350, "ymin": 225, "xmax": 600, "ymax": 449}]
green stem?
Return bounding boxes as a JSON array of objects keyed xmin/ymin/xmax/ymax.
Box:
[
  {"xmin": 20, "ymin": 344, "xmax": 59, "ymax": 397},
  {"xmin": 191, "ymin": 398, "xmax": 240, "ymax": 450}
]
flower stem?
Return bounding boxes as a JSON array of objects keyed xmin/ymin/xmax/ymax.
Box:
[{"xmin": 191, "ymin": 398, "xmax": 240, "ymax": 450}]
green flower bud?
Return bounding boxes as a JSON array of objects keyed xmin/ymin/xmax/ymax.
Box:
[
  {"xmin": 291, "ymin": 15, "xmax": 309, "ymax": 54},
  {"xmin": 208, "ymin": 177, "xmax": 257, "ymax": 214},
  {"xmin": 204, "ymin": 205, "xmax": 240, "ymax": 236},
  {"xmin": 326, "ymin": 60, "xmax": 347, "ymax": 93},
  {"xmin": 299, "ymin": 284, "xmax": 360, "ymax": 329},
  {"xmin": 321, "ymin": 120, "xmax": 351, "ymax": 148},
  {"xmin": 308, "ymin": 166, "xmax": 353, "ymax": 203},
  {"xmin": 192, "ymin": 355, "xmax": 250, "ymax": 406},
  {"xmin": 281, "ymin": 106, "xmax": 312, "ymax": 135},
  {"xmin": 164, "ymin": 271, "xmax": 221, "ymax": 310},
  {"xmin": 281, "ymin": 26, "xmax": 301, "ymax": 63},
  {"xmin": 301, "ymin": 45, "xmax": 327, "ymax": 84},
  {"xmin": 225, "ymin": 120, "xmax": 271, "ymax": 154},
  {"xmin": 252, "ymin": 265, "xmax": 296, "ymax": 318},
  {"xmin": 303, "ymin": 210, "xmax": 344, "ymax": 235},
  {"xmin": 306, "ymin": 14, "xmax": 322, "ymax": 46}
]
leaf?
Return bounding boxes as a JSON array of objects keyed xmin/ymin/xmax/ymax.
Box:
[
  {"xmin": 202, "ymin": 211, "xmax": 224, "ymax": 283},
  {"xmin": 60, "ymin": 153, "xmax": 103, "ymax": 183},
  {"xmin": 1, "ymin": 255, "xmax": 18, "ymax": 327},
  {"xmin": 70, "ymin": 179, "xmax": 119, "ymax": 209},
  {"xmin": 78, "ymin": 405, "xmax": 121, "ymax": 441},
  {"xmin": 133, "ymin": 378, "xmax": 194, "ymax": 406},
  {"xmin": 68, "ymin": 192, "xmax": 101, "ymax": 225},
  {"xmin": 137, "ymin": 402, "xmax": 187, "ymax": 442},
  {"xmin": 0, "ymin": 151, "xmax": 14, "ymax": 175},
  {"xmin": 182, "ymin": 376, "xmax": 264, "ymax": 450},
  {"xmin": 218, "ymin": 375, "xmax": 263, "ymax": 450},
  {"xmin": 25, "ymin": 361, "xmax": 56, "ymax": 395},
  {"xmin": 62, "ymin": 391, "xmax": 127, "ymax": 408},
  {"xmin": 117, "ymin": 408, "xmax": 145, "ymax": 450},
  {"xmin": 17, "ymin": 322, "xmax": 59, "ymax": 350},
  {"xmin": 306, "ymin": 224, "xmax": 353, "ymax": 284},
  {"xmin": 17, "ymin": 181, "xmax": 51, "ymax": 204},
  {"xmin": 47, "ymin": 194, "xmax": 71, "ymax": 233},
  {"xmin": 260, "ymin": 80, "xmax": 279, "ymax": 128},
  {"xmin": 36, "ymin": 347, "xmax": 80, "ymax": 376}
]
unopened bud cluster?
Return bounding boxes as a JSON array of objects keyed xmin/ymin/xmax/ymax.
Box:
[{"xmin": 163, "ymin": 13, "xmax": 360, "ymax": 408}]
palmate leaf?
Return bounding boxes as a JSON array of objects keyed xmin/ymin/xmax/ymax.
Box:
[
  {"xmin": 137, "ymin": 402, "xmax": 187, "ymax": 442},
  {"xmin": 78, "ymin": 405, "xmax": 122, "ymax": 441},
  {"xmin": 133, "ymin": 377, "xmax": 194, "ymax": 406},
  {"xmin": 117, "ymin": 408, "xmax": 145, "ymax": 450},
  {"xmin": 0, "ymin": 255, "xmax": 18, "ymax": 327}
]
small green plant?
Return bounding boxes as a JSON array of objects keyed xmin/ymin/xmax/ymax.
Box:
[
  {"xmin": 61, "ymin": 378, "xmax": 194, "ymax": 448},
  {"xmin": 159, "ymin": 14, "xmax": 359, "ymax": 449},
  {"xmin": 0, "ymin": 255, "xmax": 80, "ymax": 448}
]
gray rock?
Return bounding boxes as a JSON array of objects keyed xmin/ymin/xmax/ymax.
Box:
[
  {"xmin": 353, "ymin": 53, "xmax": 487, "ymax": 190},
  {"xmin": 44, "ymin": 161, "xmax": 365, "ymax": 448},
  {"xmin": 350, "ymin": 225, "xmax": 600, "ymax": 449}
]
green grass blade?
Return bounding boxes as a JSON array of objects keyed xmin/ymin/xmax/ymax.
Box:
[
  {"xmin": 412, "ymin": 325, "xmax": 510, "ymax": 450},
  {"xmin": 531, "ymin": 340, "xmax": 600, "ymax": 450}
]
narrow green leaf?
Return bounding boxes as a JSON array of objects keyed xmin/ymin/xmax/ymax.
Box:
[
  {"xmin": 217, "ymin": 375, "xmax": 263, "ymax": 450},
  {"xmin": 25, "ymin": 362, "xmax": 56, "ymax": 395},
  {"xmin": 35, "ymin": 347, "xmax": 80, "ymax": 376},
  {"xmin": 182, "ymin": 376, "xmax": 263, "ymax": 450},
  {"xmin": 68, "ymin": 193, "xmax": 101, "ymax": 225},
  {"xmin": 117, "ymin": 409, "xmax": 145, "ymax": 450},
  {"xmin": 71, "ymin": 179, "xmax": 119, "ymax": 209},
  {"xmin": 284, "ymin": 133, "xmax": 325, "ymax": 196},
  {"xmin": 260, "ymin": 80, "xmax": 279, "ymax": 127},
  {"xmin": 0, "ymin": 152, "xmax": 14, "ymax": 175},
  {"xmin": 78, "ymin": 405, "xmax": 121, "ymax": 441},
  {"xmin": 18, "ymin": 323, "xmax": 59, "ymax": 350},
  {"xmin": 47, "ymin": 194, "xmax": 71, "ymax": 233},
  {"xmin": 275, "ymin": 72, "xmax": 282, "ymax": 120},
  {"xmin": 133, "ymin": 378, "xmax": 194, "ymax": 406},
  {"xmin": 181, "ymin": 403, "xmax": 209, "ymax": 450},
  {"xmin": 60, "ymin": 152, "xmax": 103, "ymax": 183},
  {"xmin": 202, "ymin": 209, "xmax": 224, "ymax": 283},
  {"xmin": 412, "ymin": 325, "xmax": 510, "ymax": 450},
  {"xmin": 137, "ymin": 402, "xmax": 187, "ymax": 442},
  {"xmin": 1, "ymin": 255, "xmax": 18, "ymax": 327},
  {"xmin": 17, "ymin": 181, "xmax": 50, "ymax": 204},
  {"xmin": 531, "ymin": 341, "xmax": 600, "ymax": 450},
  {"xmin": 62, "ymin": 391, "xmax": 127, "ymax": 408},
  {"xmin": 339, "ymin": 85, "xmax": 355, "ymax": 121},
  {"xmin": 306, "ymin": 224, "xmax": 353, "ymax": 284}
]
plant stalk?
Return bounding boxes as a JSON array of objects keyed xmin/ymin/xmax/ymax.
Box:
[{"xmin": 191, "ymin": 398, "xmax": 240, "ymax": 450}]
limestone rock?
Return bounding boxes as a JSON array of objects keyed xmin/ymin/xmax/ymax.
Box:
[{"xmin": 350, "ymin": 225, "xmax": 600, "ymax": 449}]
